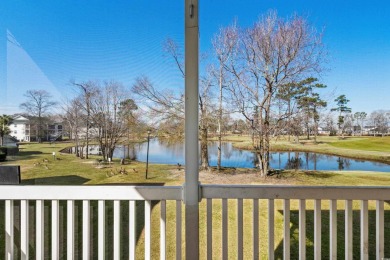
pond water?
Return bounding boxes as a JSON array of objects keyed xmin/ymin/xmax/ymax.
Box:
[{"xmin": 65, "ymin": 139, "xmax": 390, "ymax": 172}]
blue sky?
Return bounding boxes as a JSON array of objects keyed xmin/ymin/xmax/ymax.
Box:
[{"xmin": 1, "ymin": 0, "xmax": 390, "ymax": 114}]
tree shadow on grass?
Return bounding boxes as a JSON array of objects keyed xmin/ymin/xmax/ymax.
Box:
[
  {"xmin": 275, "ymin": 208, "xmax": 390, "ymax": 259},
  {"xmin": 21, "ymin": 175, "xmax": 90, "ymax": 185},
  {"xmin": 303, "ymin": 171, "xmax": 338, "ymax": 179},
  {"xmin": 97, "ymin": 182, "xmax": 165, "ymax": 186},
  {"xmin": 8, "ymin": 149, "xmax": 43, "ymax": 161}
]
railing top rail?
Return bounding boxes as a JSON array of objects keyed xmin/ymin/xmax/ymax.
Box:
[
  {"xmin": 0, "ymin": 185, "xmax": 182, "ymax": 200},
  {"xmin": 201, "ymin": 185, "xmax": 390, "ymax": 200},
  {"xmin": 1, "ymin": 184, "xmax": 390, "ymax": 201}
]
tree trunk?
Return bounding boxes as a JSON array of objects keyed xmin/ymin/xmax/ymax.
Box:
[
  {"xmin": 85, "ymin": 103, "xmax": 90, "ymax": 159},
  {"xmin": 257, "ymin": 148, "xmax": 268, "ymax": 177},
  {"xmin": 307, "ymin": 123, "xmax": 310, "ymax": 140},
  {"xmin": 338, "ymin": 113, "xmax": 342, "ymax": 139},
  {"xmin": 217, "ymin": 68, "xmax": 223, "ymax": 171},
  {"xmin": 258, "ymin": 91, "xmax": 272, "ymax": 177},
  {"xmin": 217, "ymin": 134, "xmax": 222, "ymax": 170},
  {"xmin": 108, "ymin": 148, "xmax": 114, "ymax": 161},
  {"xmin": 200, "ymin": 126, "xmax": 209, "ymax": 170},
  {"xmin": 287, "ymin": 101, "xmax": 291, "ymax": 142}
]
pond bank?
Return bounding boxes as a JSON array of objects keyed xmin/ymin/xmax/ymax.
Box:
[
  {"xmin": 227, "ymin": 135, "xmax": 390, "ymax": 165},
  {"xmin": 4, "ymin": 142, "xmax": 390, "ymax": 186},
  {"xmin": 61, "ymin": 137, "xmax": 390, "ymax": 172}
]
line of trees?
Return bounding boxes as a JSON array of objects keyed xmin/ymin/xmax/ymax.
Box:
[{"xmin": 63, "ymin": 81, "xmax": 142, "ymax": 161}]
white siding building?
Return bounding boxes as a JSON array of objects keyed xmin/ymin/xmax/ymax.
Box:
[
  {"xmin": 9, "ymin": 115, "xmax": 30, "ymax": 142},
  {"xmin": 9, "ymin": 115, "xmax": 64, "ymax": 142},
  {"xmin": 46, "ymin": 123, "xmax": 63, "ymax": 141}
]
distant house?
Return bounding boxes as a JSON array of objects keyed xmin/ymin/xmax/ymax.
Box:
[
  {"xmin": 363, "ymin": 125, "xmax": 377, "ymax": 135},
  {"xmin": 317, "ymin": 127, "xmax": 330, "ymax": 135},
  {"xmin": 71, "ymin": 127, "xmax": 99, "ymax": 140},
  {"xmin": 9, "ymin": 115, "xmax": 64, "ymax": 142},
  {"xmin": 46, "ymin": 122, "xmax": 63, "ymax": 141}
]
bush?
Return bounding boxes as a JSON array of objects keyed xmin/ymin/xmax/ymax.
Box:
[
  {"xmin": 0, "ymin": 146, "xmax": 19, "ymax": 156},
  {"xmin": 0, "ymin": 153, "xmax": 6, "ymax": 161},
  {"xmin": 0, "ymin": 147, "xmax": 7, "ymax": 156}
]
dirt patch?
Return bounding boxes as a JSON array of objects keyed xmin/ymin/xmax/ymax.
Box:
[
  {"xmin": 80, "ymin": 160, "xmax": 96, "ymax": 164},
  {"xmin": 169, "ymin": 168, "xmax": 296, "ymax": 185}
]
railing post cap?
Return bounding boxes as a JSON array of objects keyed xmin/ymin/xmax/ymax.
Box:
[{"xmin": 182, "ymin": 182, "xmax": 202, "ymax": 204}]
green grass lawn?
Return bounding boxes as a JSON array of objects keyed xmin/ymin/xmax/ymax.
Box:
[
  {"xmin": 330, "ymin": 136, "xmax": 390, "ymax": 152},
  {"xmin": 2, "ymin": 141, "xmax": 180, "ymax": 185},
  {"xmin": 1, "ymin": 140, "xmax": 390, "ymax": 258}
]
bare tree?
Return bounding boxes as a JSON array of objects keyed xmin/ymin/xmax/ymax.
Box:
[
  {"xmin": 343, "ymin": 113, "xmax": 354, "ymax": 136},
  {"xmin": 132, "ymin": 76, "xmax": 184, "ymax": 135},
  {"xmin": 118, "ymin": 98, "xmax": 139, "ymax": 143},
  {"xmin": 164, "ymin": 38, "xmax": 218, "ymax": 170},
  {"xmin": 198, "ymin": 70, "xmax": 217, "ymax": 170},
  {"xmin": 276, "ymin": 81, "xmax": 303, "ymax": 141},
  {"xmin": 322, "ymin": 112, "xmax": 337, "ymax": 136},
  {"xmin": 90, "ymin": 81, "xmax": 132, "ymax": 161},
  {"xmin": 370, "ymin": 110, "xmax": 389, "ymax": 137},
  {"xmin": 70, "ymin": 80, "xmax": 99, "ymax": 159},
  {"xmin": 132, "ymin": 74, "xmax": 212, "ymax": 170},
  {"xmin": 226, "ymin": 11, "xmax": 325, "ymax": 176},
  {"xmin": 354, "ymin": 112, "xmax": 367, "ymax": 136},
  {"xmin": 20, "ymin": 90, "xmax": 57, "ymax": 142},
  {"xmin": 62, "ymin": 98, "xmax": 84, "ymax": 157},
  {"xmin": 212, "ymin": 22, "xmax": 238, "ymax": 171},
  {"xmin": 163, "ymin": 38, "xmax": 184, "ymax": 78}
]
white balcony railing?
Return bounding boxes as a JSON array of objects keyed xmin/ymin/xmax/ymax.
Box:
[
  {"xmin": 1, "ymin": 186, "xmax": 182, "ymax": 260},
  {"xmin": 1, "ymin": 185, "xmax": 389, "ymax": 259},
  {"xmin": 201, "ymin": 185, "xmax": 388, "ymax": 260}
]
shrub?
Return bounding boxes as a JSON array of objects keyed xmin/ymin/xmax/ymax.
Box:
[
  {"xmin": 0, "ymin": 146, "xmax": 19, "ymax": 156},
  {"xmin": 0, "ymin": 147, "xmax": 7, "ymax": 156}
]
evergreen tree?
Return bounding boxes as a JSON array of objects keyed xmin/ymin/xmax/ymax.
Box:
[
  {"xmin": 331, "ymin": 95, "xmax": 352, "ymax": 138},
  {"xmin": 0, "ymin": 115, "xmax": 13, "ymax": 146}
]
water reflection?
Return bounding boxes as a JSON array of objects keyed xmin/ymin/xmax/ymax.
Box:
[
  {"xmin": 63, "ymin": 139, "xmax": 390, "ymax": 172},
  {"xmin": 285, "ymin": 157, "xmax": 304, "ymax": 170},
  {"xmin": 336, "ymin": 157, "xmax": 351, "ymax": 170}
]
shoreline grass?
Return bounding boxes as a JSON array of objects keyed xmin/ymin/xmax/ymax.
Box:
[{"xmin": 224, "ymin": 135, "xmax": 390, "ymax": 164}]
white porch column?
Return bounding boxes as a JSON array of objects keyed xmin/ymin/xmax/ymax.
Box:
[{"xmin": 184, "ymin": 0, "xmax": 199, "ymax": 259}]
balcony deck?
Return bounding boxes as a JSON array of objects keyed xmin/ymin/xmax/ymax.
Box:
[{"xmin": 1, "ymin": 185, "xmax": 388, "ymax": 259}]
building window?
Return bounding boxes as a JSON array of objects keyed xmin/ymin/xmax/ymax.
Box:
[
  {"xmin": 14, "ymin": 131, "xmax": 17, "ymax": 134},
  {"xmin": 14, "ymin": 124, "xmax": 17, "ymax": 127}
]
